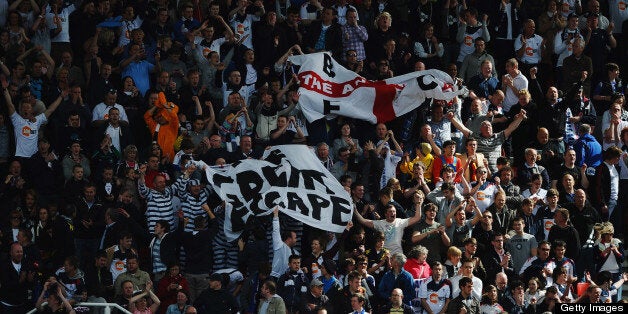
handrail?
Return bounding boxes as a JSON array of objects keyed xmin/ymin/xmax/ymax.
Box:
[{"xmin": 27, "ymin": 302, "xmax": 132, "ymax": 314}]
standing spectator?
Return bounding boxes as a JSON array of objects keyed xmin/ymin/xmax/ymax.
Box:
[
  {"xmin": 149, "ymin": 220, "xmax": 179, "ymax": 282},
  {"xmin": 506, "ymin": 217, "xmax": 538, "ymax": 274},
  {"xmin": 174, "ymin": 3, "xmax": 201, "ymax": 45},
  {"xmin": 342, "ymin": 9, "xmax": 368, "ymax": 62},
  {"xmin": 45, "ymin": 0, "xmax": 75, "ymax": 62},
  {"xmin": 481, "ymin": 232, "xmax": 515, "ymax": 284},
  {"xmin": 304, "ymin": 7, "xmax": 343, "ymax": 59},
  {"xmin": 411, "ymin": 204, "xmax": 451, "ymax": 264},
  {"xmin": 299, "ymin": 278, "xmax": 328, "ymax": 313},
  {"xmin": 277, "ymin": 255, "xmax": 309, "ymax": 313},
  {"xmin": 548, "ymin": 208, "xmax": 581, "ymax": 260},
  {"xmin": 0, "ymin": 242, "xmax": 36, "ymax": 314},
  {"xmin": 144, "ymin": 92, "xmax": 179, "ymax": 162},
  {"xmin": 592, "ymin": 146, "xmax": 622, "ymax": 228},
  {"xmin": 554, "ymin": 13, "xmax": 583, "ymax": 84},
  {"xmin": 137, "ymin": 162, "xmax": 190, "ymax": 233},
  {"xmin": 354, "ymin": 202, "xmax": 422, "ymax": 255},
  {"xmin": 2, "ymin": 80, "xmax": 65, "ymax": 158},
  {"xmin": 515, "ymin": 19, "xmax": 544, "ymax": 79},
  {"xmin": 456, "ymin": 8, "xmax": 489, "ymax": 67},
  {"xmin": 270, "ymin": 207, "xmax": 299, "ymax": 279},
  {"xmin": 414, "ymin": 23, "xmax": 444, "ymax": 70},
  {"xmin": 562, "ymin": 39, "xmax": 592, "ymax": 94},
  {"xmin": 501, "ymin": 58, "xmax": 529, "ymax": 113},
  {"xmin": 458, "ymin": 37, "xmax": 497, "ymax": 86},
  {"xmin": 491, "ymin": 0, "xmax": 525, "ymax": 73},
  {"xmin": 113, "ymin": 256, "xmax": 151, "ymax": 296},
  {"xmin": 228, "ymin": 0, "xmax": 264, "ymax": 50}
]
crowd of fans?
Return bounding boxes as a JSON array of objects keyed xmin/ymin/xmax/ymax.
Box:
[{"xmin": 0, "ymin": 0, "xmax": 627, "ymax": 313}]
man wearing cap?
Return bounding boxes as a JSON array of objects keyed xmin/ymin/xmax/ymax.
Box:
[
  {"xmin": 174, "ymin": 175, "xmax": 211, "ymax": 233},
  {"xmin": 193, "ymin": 273, "xmax": 238, "ymax": 314},
  {"xmin": 92, "ymin": 90, "xmax": 129, "ymax": 127},
  {"xmin": 299, "ymin": 278, "xmax": 329, "ymax": 313}
]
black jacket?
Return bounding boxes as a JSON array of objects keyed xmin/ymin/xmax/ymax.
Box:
[{"xmin": 303, "ymin": 20, "xmax": 343, "ymax": 60}]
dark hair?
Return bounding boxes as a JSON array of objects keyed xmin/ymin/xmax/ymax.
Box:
[
  {"xmin": 156, "ymin": 219, "xmax": 171, "ymax": 233},
  {"xmin": 459, "ymin": 276, "xmax": 473, "ymax": 287},
  {"xmin": 288, "ymin": 254, "xmax": 301, "ymax": 262}
]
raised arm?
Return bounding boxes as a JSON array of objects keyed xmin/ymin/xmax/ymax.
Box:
[
  {"xmin": 503, "ymin": 109, "xmax": 527, "ymax": 138},
  {"xmin": 407, "ymin": 202, "xmax": 423, "ymax": 226},
  {"xmin": 446, "ymin": 111, "xmax": 471, "ymax": 138},
  {"xmin": 1, "ymin": 80, "xmax": 15, "ymax": 115},
  {"xmin": 44, "ymin": 90, "xmax": 68, "ymax": 118},
  {"xmin": 353, "ymin": 207, "xmax": 375, "ymax": 229}
]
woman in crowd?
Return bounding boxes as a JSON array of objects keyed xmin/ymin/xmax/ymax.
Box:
[{"xmin": 332, "ymin": 122, "xmax": 363, "ymax": 161}]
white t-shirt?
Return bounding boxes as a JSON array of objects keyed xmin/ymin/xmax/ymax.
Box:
[
  {"xmin": 11, "ymin": 112, "xmax": 47, "ymax": 157},
  {"xmin": 502, "ymin": 71, "xmax": 528, "ymax": 112},
  {"xmin": 372, "ymin": 218, "xmax": 409, "ymax": 255},
  {"xmin": 471, "ymin": 182, "xmax": 499, "ymax": 212},
  {"xmin": 46, "ymin": 4, "xmax": 75, "ymax": 43},
  {"xmin": 92, "ymin": 103, "xmax": 129, "ymax": 122},
  {"xmin": 450, "ymin": 275, "xmax": 483, "ymax": 300},
  {"xmin": 514, "ymin": 34, "xmax": 543, "ymax": 64},
  {"xmin": 230, "ymin": 14, "xmax": 259, "ymax": 50},
  {"xmin": 106, "ymin": 125, "xmax": 121, "ymax": 152}
]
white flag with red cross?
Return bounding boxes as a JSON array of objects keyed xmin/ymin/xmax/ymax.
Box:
[{"xmin": 288, "ymin": 52, "xmax": 465, "ymax": 124}]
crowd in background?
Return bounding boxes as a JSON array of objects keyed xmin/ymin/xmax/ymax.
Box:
[{"xmin": 0, "ymin": 0, "xmax": 627, "ymax": 313}]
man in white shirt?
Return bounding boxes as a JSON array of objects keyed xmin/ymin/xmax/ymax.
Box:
[
  {"xmin": 501, "ymin": 58, "xmax": 528, "ymax": 113},
  {"xmin": 354, "ymin": 203, "xmax": 422, "ymax": 255},
  {"xmin": 3, "ymin": 81, "xmax": 66, "ymax": 158},
  {"xmin": 450, "ymin": 258, "xmax": 483, "ymax": 300},
  {"xmin": 92, "ymin": 89, "xmax": 129, "ymax": 128},
  {"xmin": 270, "ymin": 207, "xmax": 299, "ymax": 279}
]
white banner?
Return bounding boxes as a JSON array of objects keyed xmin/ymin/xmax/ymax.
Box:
[
  {"xmin": 288, "ymin": 52, "xmax": 466, "ymax": 124},
  {"xmin": 205, "ymin": 145, "xmax": 353, "ymax": 241}
]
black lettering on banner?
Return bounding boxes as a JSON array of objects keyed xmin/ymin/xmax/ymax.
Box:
[
  {"xmin": 417, "ymin": 75, "xmax": 438, "ymax": 90},
  {"xmin": 299, "ymin": 169, "xmax": 334, "ymax": 194},
  {"xmin": 226, "ymin": 194, "xmax": 244, "ymax": 209},
  {"xmin": 264, "ymin": 191, "xmax": 284, "ymax": 208},
  {"xmin": 230, "ymin": 207, "xmax": 248, "ymax": 232},
  {"xmin": 262, "ymin": 165, "xmax": 288, "ymax": 186},
  {"xmin": 212, "ymin": 173, "xmax": 234, "ymax": 188},
  {"xmin": 323, "ymin": 100, "xmax": 340, "ymax": 114},
  {"xmin": 287, "ymin": 192, "xmax": 308, "ymax": 215},
  {"xmin": 307, "ymin": 194, "xmax": 328, "ymax": 220},
  {"xmin": 264, "ymin": 149, "xmax": 286, "ymax": 165},
  {"xmin": 248, "ymin": 195, "xmax": 266, "ymax": 215},
  {"xmin": 323, "ymin": 53, "xmax": 335, "ymax": 78},
  {"xmin": 237, "ymin": 170, "xmax": 263, "ymax": 200},
  {"xmin": 330, "ymin": 195, "xmax": 352, "ymax": 225}
]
